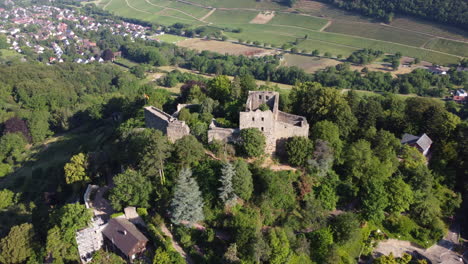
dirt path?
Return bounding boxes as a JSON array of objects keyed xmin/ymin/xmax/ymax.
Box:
[
  {"xmin": 319, "ymin": 20, "xmax": 332, "ymax": 32},
  {"xmin": 161, "ymin": 223, "xmax": 194, "ymax": 264},
  {"xmin": 200, "ymin": 8, "xmax": 216, "ymax": 21}
]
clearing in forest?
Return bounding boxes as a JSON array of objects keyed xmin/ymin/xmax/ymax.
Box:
[{"xmin": 250, "ymin": 11, "xmax": 275, "ymax": 24}]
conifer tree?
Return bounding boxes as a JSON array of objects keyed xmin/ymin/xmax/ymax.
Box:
[
  {"xmin": 170, "ymin": 168, "xmax": 204, "ymax": 225},
  {"xmin": 139, "ymin": 129, "xmax": 172, "ymax": 185},
  {"xmin": 219, "ymin": 162, "xmax": 238, "ymax": 206}
]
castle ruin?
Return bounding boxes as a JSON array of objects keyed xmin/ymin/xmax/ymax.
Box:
[
  {"xmin": 208, "ymin": 91, "xmax": 309, "ymax": 154},
  {"xmin": 144, "ymin": 106, "xmax": 190, "ymax": 142}
]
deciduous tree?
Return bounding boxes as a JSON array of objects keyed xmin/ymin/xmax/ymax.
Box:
[
  {"xmin": 0, "ymin": 223, "xmax": 35, "ymax": 264},
  {"xmin": 285, "ymin": 136, "xmax": 313, "ymax": 167},
  {"xmin": 109, "ymin": 169, "xmax": 153, "ymax": 211},
  {"xmin": 64, "ymin": 153, "xmax": 89, "ymax": 185},
  {"xmin": 239, "ymin": 128, "xmax": 265, "ymax": 158}
]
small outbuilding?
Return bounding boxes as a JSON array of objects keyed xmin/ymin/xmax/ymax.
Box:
[
  {"xmin": 401, "ymin": 133, "xmax": 433, "ymax": 157},
  {"xmin": 101, "ymin": 218, "xmax": 148, "ymax": 261}
]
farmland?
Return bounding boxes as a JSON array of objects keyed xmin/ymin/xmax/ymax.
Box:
[
  {"xmin": 176, "ymin": 39, "xmax": 277, "ymax": 56},
  {"xmin": 100, "ymin": 0, "xmax": 468, "ymax": 65}
]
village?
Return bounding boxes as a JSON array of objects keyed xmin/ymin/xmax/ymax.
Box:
[{"xmin": 0, "ymin": 5, "xmax": 154, "ymax": 64}]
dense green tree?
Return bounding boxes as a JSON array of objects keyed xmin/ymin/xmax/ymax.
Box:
[
  {"xmin": 386, "ymin": 177, "xmax": 414, "ymax": 214},
  {"xmin": 170, "ymin": 168, "xmax": 204, "ymax": 225},
  {"xmin": 109, "ymin": 169, "xmax": 153, "ymax": 211},
  {"xmin": 90, "ymin": 250, "xmax": 125, "ymax": 264},
  {"xmin": 311, "ymin": 120, "xmax": 343, "ymax": 162},
  {"xmin": 361, "ymin": 178, "xmax": 389, "ymax": 223},
  {"xmin": 232, "ymin": 159, "xmax": 253, "ymax": 201},
  {"xmin": 27, "ymin": 110, "xmax": 52, "ymax": 144},
  {"xmin": 290, "ymin": 82, "xmax": 357, "ymax": 137},
  {"xmin": 330, "ymin": 213, "xmax": 360, "ymax": 245},
  {"xmin": 285, "ymin": 136, "xmax": 314, "ymax": 167},
  {"xmin": 315, "ymin": 181, "xmax": 338, "ymax": 211},
  {"xmin": 224, "ymin": 243, "xmax": 240, "ymax": 263},
  {"xmin": 219, "ymin": 162, "xmax": 238, "ymax": 205},
  {"xmin": 47, "ymin": 203, "xmax": 92, "ymax": 263},
  {"xmin": 239, "ymin": 128, "xmax": 265, "ymax": 158},
  {"xmin": 0, "ymin": 189, "xmax": 15, "ymax": 209},
  {"xmin": 64, "ymin": 153, "xmax": 89, "ymax": 185},
  {"xmin": 139, "ymin": 129, "xmax": 172, "ymax": 184},
  {"xmin": 0, "ymin": 132, "xmax": 27, "ymax": 165},
  {"xmin": 0, "ymin": 223, "xmax": 35, "ymax": 264},
  {"xmin": 173, "ymin": 135, "xmax": 205, "ymax": 167},
  {"xmin": 309, "ymin": 228, "xmax": 333, "ymax": 263},
  {"xmin": 207, "ymin": 75, "xmax": 231, "ymax": 103},
  {"xmin": 268, "ymin": 228, "xmax": 291, "ymax": 264}
]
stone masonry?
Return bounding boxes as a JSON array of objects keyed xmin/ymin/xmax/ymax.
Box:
[
  {"xmin": 209, "ymin": 91, "xmax": 309, "ymax": 154},
  {"xmin": 144, "ymin": 106, "xmax": 190, "ymax": 142}
]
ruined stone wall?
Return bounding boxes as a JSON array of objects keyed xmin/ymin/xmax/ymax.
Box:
[
  {"xmin": 239, "ymin": 109, "xmax": 277, "ymax": 153},
  {"xmin": 144, "ymin": 106, "xmax": 190, "ymax": 142},
  {"xmin": 206, "ymin": 91, "xmax": 309, "ymax": 155},
  {"xmin": 245, "ymin": 91, "xmax": 279, "ymax": 114},
  {"xmin": 274, "ymin": 112, "xmax": 309, "ymax": 154},
  {"xmin": 208, "ymin": 128, "xmax": 240, "ymax": 143}
]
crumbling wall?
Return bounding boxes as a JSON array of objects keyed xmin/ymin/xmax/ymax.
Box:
[
  {"xmin": 208, "ymin": 127, "xmax": 240, "ymax": 143},
  {"xmin": 245, "ymin": 91, "xmax": 279, "ymax": 113},
  {"xmin": 144, "ymin": 106, "xmax": 190, "ymax": 142}
]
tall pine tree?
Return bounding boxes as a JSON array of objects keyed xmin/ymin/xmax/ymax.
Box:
[
  {"xmin": 219, "ymin": 162, "xmax": 238, "ymax": 206},
  {"xmin": 170, "ymin": 168, "xmax": 204, "ymax": 225},
  {"xmin": 139, "ymin": 129, "xmax": 172, "ymax": 185}
]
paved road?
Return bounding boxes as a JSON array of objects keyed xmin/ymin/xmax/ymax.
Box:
[{"xmin": 374, "ymin": 223, "xmax": 464, "ymax": 263}]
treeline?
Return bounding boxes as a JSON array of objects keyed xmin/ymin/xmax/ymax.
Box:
[
  {"xmin": 318, "ymin": 0, "xmax": 468, "ymax": 28},
  {"xmin": 347, "ymin": 48, "xmax": 384, "ymax": 65}
]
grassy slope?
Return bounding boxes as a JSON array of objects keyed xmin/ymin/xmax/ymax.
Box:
[
  {"xmin": 423, "ymin": 38, "xmax": 468, "ymax": 58},
  {"xmin": 269, "ymin": 12, "xmax": 329, "ymax": 30},
  {"xmin": 325, "ymin": 21, "xmax": 432, "ymax": 47}
]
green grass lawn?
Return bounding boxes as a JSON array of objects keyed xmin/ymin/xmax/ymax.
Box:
[
  {"xmin": 423, "ymin": 38, "xmax": 468, "ymax": 58},
  {"xmin": 269, "ymin": 12, "xmax": 329, "ymax": 31}
]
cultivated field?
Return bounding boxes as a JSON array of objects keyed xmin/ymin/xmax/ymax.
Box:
[
  {"xmin": 177, "ymin": 38, "xmax": 278, "ymax": 56},
  {"xmin": 268, "ymin": 12, "xmax": 328, "ymax": 30},
  {"xmin": 423, "ymin": 38, "xmax": 468, "ymax": 58},
  {"xmin": 325, "ymin": 21, "xmax": 432, "ymax": 47},
  {"xmin": 281, "ymin": 54, "xmax": 341, "ymax": 73},
  {"xmin": 101, "ymin": 0, "xmax": 468, "ymax": 65}
]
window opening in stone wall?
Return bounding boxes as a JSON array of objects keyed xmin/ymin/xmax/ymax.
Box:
[
  {"xmin": 266, "ymin": 96, "xmax": 269, "ymax": 100},
  {"xmin": 261, "ymin": 117, "xmax": 264, "ymax": 121},
  {"xmin": 261, "ymin": 127, "xmax": 264, "ymax": 131},
  {"xmin": 259, "ymin": 95, "xmax": 262, "ymax": 99},
  {"xmin": 252, "ymin": 117, "xmax": 255, "ymax": 121}
]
